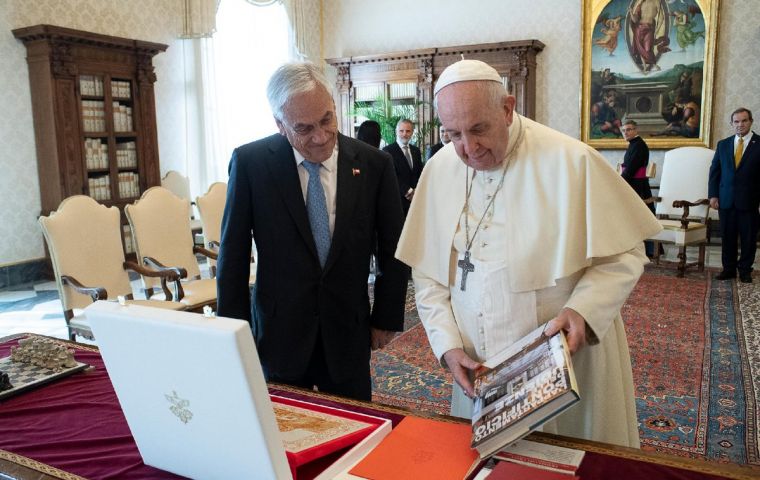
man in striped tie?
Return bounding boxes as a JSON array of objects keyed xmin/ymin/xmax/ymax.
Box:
[
  {"xmin": 709, "ymin": 108, "xmax": 760, "ymax": 283},
  {"xmin": 217, "ymin": 62, "xmax": 409, "ymax": 400}
]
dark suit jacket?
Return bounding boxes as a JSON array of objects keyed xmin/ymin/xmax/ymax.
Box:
[
  {"xmin": 426, "ymin": 142, "xmax": 444, "ymax": 160},
  {"xmin": 621, "ymin": 136, "xmax": 652, "ymax": 200},
  {"xmin": 709, "ymin": 132, "xmax": 760, "ymax": 211},
  {"xmin": 382, "ymin": 142, "xmax": 423, "ymax": 213},
  {"xmin": 216, "ymin": 133, "xmax": 408, "ymax": 384}
]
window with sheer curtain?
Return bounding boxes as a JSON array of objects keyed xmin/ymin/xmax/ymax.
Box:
[
  {"xmin": 186, "ymin": 0, "xmax": 291, "ymax": 193},
  {"xmin": 215, "ymin": 0, "xmax": 290, "ymax": 151}
]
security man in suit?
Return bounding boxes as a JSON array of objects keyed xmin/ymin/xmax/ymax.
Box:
[
  {"xmin": 216, "ymin": 62, "xmax": 408, "ymax": 400},
  {"xmin": 709, "ymin": 107, "xmax": 760, "ymax": 283},
  {"xmin": 383, "ymin": 119, "xmax": 424, "ymax": 214}
]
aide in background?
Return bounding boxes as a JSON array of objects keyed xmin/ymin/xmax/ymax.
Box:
[
  {"xmin": 383, "ymin": 119, "xmax": 424, "ymax": 215},
  {"xmin": 396, "ymin": 59, "xmax": 661, "ymax": 448},
  {"xmin": 216, "ymin": 62, "xmax": 408, "ymax": 401},
  {"xmin": 620, "ymin": 120, "xmax": 656, "ymax": 257},
  {"xmin": 427, "ymin": 124, "xmax": 451, "ymax": 160},
  {"xmin": 709, "ymin": 108, "xmax": 760, "ymax": 284}
]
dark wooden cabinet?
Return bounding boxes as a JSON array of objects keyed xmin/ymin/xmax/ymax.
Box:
[
  {"xmin": 13, "ymin": 25, "xmax": 166, "ymax": 234},
  {"xmin": 326, "ymin": 40, "xmax": 544, "ymax": 151}
]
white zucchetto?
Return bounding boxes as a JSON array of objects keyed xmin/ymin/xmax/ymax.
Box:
[{"xmin": 434, "ymin": 59, "xmax": 504, "ymax": 96}]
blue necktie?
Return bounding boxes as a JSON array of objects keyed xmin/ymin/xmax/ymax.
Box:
[{"xmin": 302, "ymin": 161, "xmax": 331, "ymax": 267}]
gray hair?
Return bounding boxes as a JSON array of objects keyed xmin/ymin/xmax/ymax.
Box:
[
  {"xmin": 396, "ymin": 118, "xmax": 414, "ymax": 129},
  {"xmin": 433, "ymin": 80, "xmax": 507, "ymax": 111},
  {"xmin": 266, "ymin": 62, "xmax": 332, "ymax": 120}
]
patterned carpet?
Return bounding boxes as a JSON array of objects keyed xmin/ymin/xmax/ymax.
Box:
[{"xmin": 369, "ymin": 268, "xmax": 760, "ymax": 470}]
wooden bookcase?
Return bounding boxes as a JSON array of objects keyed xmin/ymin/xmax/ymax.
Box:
[
  {"xmin": 326, "ymin": 40, "xmax": 544, "ymax": 151},
  {"xmin": 13, "ymin": 25, "xmax": 167, "ymax": 254}
]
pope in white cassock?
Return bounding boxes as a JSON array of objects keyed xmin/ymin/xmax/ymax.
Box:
[{"xmin": 395, "ymin": 60, "xmax": 662, "ymax": 448}]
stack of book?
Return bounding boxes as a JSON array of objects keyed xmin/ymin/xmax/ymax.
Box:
[
  {"xmin": 110, "ymin": 80, "xmax": 131, "ymax": 99},
  {"xmin": 84, "ymin": 138, "xmax": 108, "ymax": 170},
  {"xmin": 81, "ymin": 100, "xmax": 106, "ymax": 132},
  {"xmin": 117, "ymin": 172, "xmax": 140, "ymax": 199},
  {"xmin": 112, "ymin": 102, "xmax": 133, "ymax": 132},
  {"xmin": 116, "ymin": 141, "xmax": 137, "ymax": 168},
  {"xmin": 79, "ymin": 75, "xmax": 104, "ymax": 96},
  {"xmin": 88, "ymin": 175, "xmax": 111, "ymax": 201}
]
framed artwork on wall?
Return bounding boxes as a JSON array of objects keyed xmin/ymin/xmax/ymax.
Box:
[{"xmin": 581, "ymin": 0, "xmax": 719, "ymax": 149}]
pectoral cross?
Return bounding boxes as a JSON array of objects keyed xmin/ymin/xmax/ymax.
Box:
[{"xmin": 457, "ymin": 250, "xmax": 475, "ymax": 291}]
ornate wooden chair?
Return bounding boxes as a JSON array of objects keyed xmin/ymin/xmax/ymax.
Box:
[
  {"xmin": 125, "ymin": 186, "xmax": 217, "ymax": 311},
  {"xmin": 161, "ymin": 170, "xmax": 202, "ymax": 235},
  {"xmin": 647, "ymin": 146, "xmax": 714, "ymax": 277},
  {"xmin": 38, "ymin": 196, "xmax": 185, "ymax": 340},
  {"xmin": 196, "ymin": 182, "xmax": 257, "ymax": 284}
]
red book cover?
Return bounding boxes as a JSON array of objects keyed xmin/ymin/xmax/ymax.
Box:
[{"xmin": 487, "ymin": 460, "xmax": 580, "ymax": 479}]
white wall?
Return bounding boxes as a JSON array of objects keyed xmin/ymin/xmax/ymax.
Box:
[
  {"xmin": 0, "ymin": 0, "xmax": 188, "ymax": 266},
  {"xmin": 322, "ymin": 0, "xmax": 760, "ymax": 169}
]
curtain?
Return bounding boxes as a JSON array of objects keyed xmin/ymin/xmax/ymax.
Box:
[
  {"xmin": 181, "ymin": 0, "xmax": 292, "ymax": 198},
  {"xmin": 282, "ymin": 0, "xmax": 308, "ymax": 60},
  {"xmin": 180, "ymin": 0, "xmax": 220, "ymax": 38}
]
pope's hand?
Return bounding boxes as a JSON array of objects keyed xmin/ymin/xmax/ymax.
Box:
[
  {"xmin": 370, "ymin": 328, "xmax": 396, "ymax": 350},
  {"xmin": 442, "ymin": 348, "xmax": 481, "ymax": 398},
  {"xmin": 543, "ymin": 307, "xmax": 587, "ymax": 354},
  {"xmin": 709, "ymin": 197, "xmax": 719, "ymax": 210}
]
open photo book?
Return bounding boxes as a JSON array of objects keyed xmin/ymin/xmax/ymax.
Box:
[{"xmin": 471, "ymin": 326, "xmax": 580, "ymax": 459}]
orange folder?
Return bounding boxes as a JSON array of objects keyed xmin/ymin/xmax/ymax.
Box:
[{"xmin": 349, "ymin": 416, "xmax": 480, "ymax": 480}]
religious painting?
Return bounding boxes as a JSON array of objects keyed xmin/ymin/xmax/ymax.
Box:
[{"xmin": 581, "ymin": 0, "xmax": 719, "ymax": 149}]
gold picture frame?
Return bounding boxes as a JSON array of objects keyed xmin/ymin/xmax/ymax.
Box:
[{"xmin": 581, "ymin": 0, "xmax": 719, "ymax": 149}]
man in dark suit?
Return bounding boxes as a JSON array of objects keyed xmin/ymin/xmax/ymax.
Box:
[
  {"xmin": 620, "ymin": 120, "xmax": 655, "ymax": 257},
  {"xmin": 426, "ymin": 124, "xmax": 451, "ymax": 160},
  {"xmin": 383, "ymin": 119, "xmax": 423, "ymax": 214},
  {"xmin": 216, "ymin": 62, "xmax": 408, "ymax": 401},
  {"xmin": 708, "ymin": 108, "xmax": 760, "ymax": 283}
]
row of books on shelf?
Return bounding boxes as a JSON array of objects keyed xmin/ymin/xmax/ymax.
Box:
[
  {"xmin": 111, "ymin": 80, "xmax": 132, "ymax": 99},
  {"xmin": 122, "ymin": 225, "xmax": 134, "ymax": 254},
  {"xmin": 79, "ymin": 75, "xmax": 104, "ymax": 96},
  {"xmin": 87, "ymin": 173, "xmax": 141, "ymax": 201},
  {"xmin": 117, "ymin": 172, "xmax": 140, "ymax": 199},
  {"xmin": 79, "ymin": 76, "xmax": 132, "ymax": 99},
  {"xmin": 84, "ymin": 138, "xmax": 108, "ymax": 170},
  {"xmin": 116, "ymin": 141, "xmax": 138, "ymax": 168},
  {"xmin": 82, "ymin": 100, "xmax": 106, "ymax": 132},
  {"xmin": 113, "ymin": 102, "xmax": 134, "ymax": 132},
  {"xmin": 88, "ymin": 175, "xmax": 111, "ymax": 201}
]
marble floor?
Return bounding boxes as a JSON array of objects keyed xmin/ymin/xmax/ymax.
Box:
[{"xmin": 0, "ymin": 245, "xmax": 753, "ymax": 342}]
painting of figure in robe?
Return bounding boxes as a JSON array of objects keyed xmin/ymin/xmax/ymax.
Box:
[{"xmin": 626, "ymin": 0, "xmax": 671, "ymax": 74}]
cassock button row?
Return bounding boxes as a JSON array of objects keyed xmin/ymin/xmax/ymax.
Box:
[
  {"xmin": 479, "ymin": 327, "xmax": 484, "ymax": 334},
  {"xmin": 481, "ymin": 242, "xmax": 487, "ymax": 247},
  {"xmin": 487, "ymin": 177, "xmax": 494, "ymax": 183},
  {"xmin": 480, "ymin": 345, "xmax": 486, "ymax": 351},
  {"xmin": 478, "ymin": 312, "xmax": 483, "ymax": 318}
]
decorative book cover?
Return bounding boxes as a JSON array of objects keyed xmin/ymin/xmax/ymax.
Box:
[
  {"xmin": 270, "ymin": 395, "xmax": 389, "ymax": 479},
  {"xmin": 471, "ymin": 326, "xmax": 580, "ymax": 459}
]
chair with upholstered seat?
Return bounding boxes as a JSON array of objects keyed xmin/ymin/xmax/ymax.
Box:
[
  {"xmin": 38, "ymin": 196, "xmax": 185, "ymax": 340},
  {"xmin": 648, "ymin": 146, "xmax": 714, "ymax": 277},
  {"xmin": 161, "ymin": 170, "xmax": 202, "ymax": 236},
  {"xmin": 125, "ymin": 186, "xmax": 217, "ymax": 311},
  {"xmin": 196, "ymin": 182, "xmax": 257, "ymax": 284}
]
